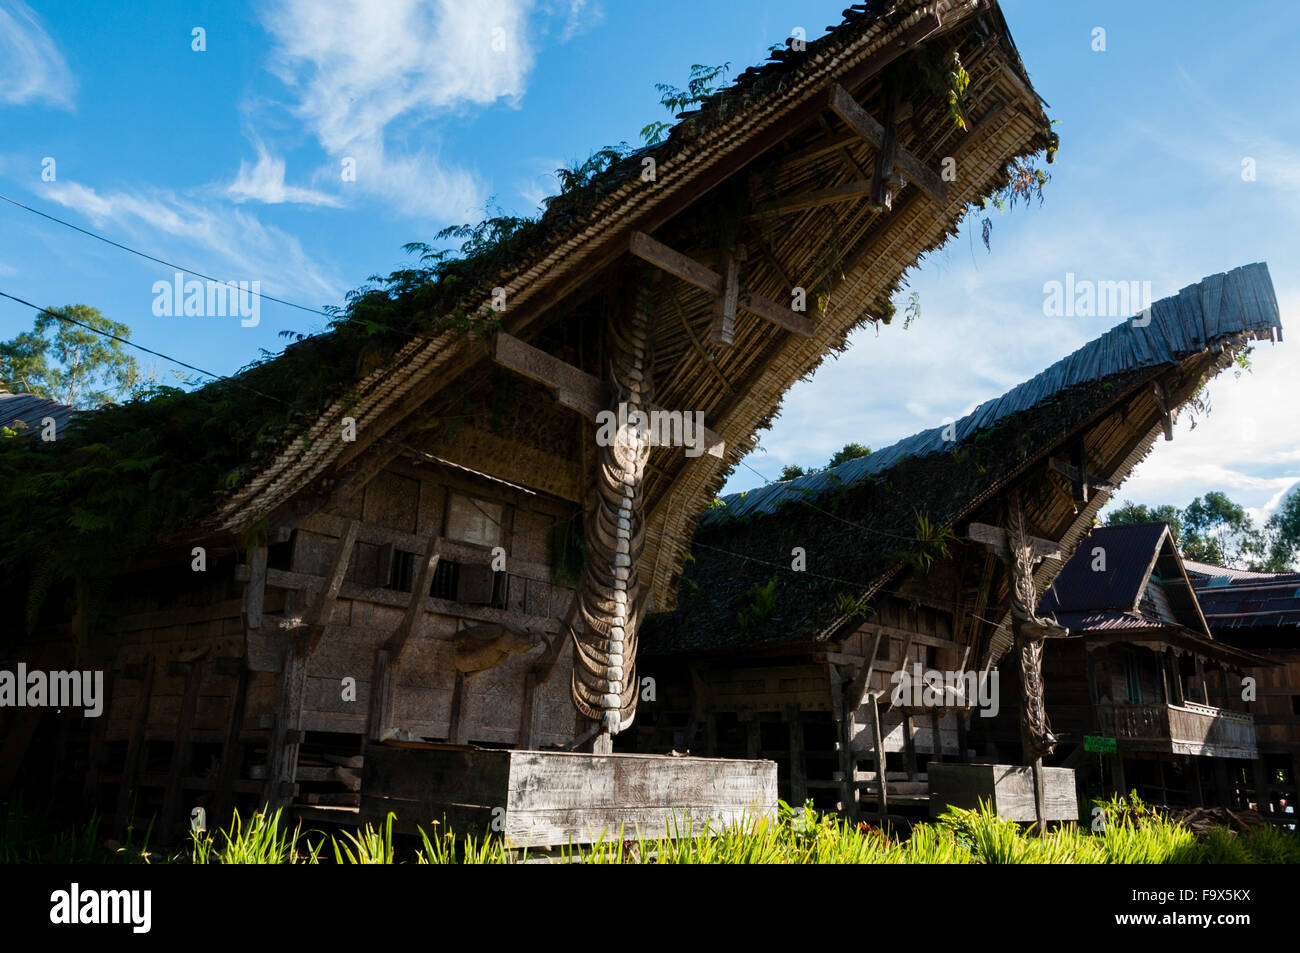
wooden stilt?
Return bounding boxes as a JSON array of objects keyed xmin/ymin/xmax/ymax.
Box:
[
  {"xmin": 212, "ymin": 661, "xmax": 250, "ymax": 826},
  {"xmin": 869, "ymin": 692, "xmax": 889, "ymax": 825},
  {"xmin": 785, "ymin": 704, "xmax": 807, "ymax": 806},
  {"xmin": 114, "ymin": 655, "xmax": 154, "ymax": 839},
  {"xmin": 161, "ymin": 657, "xmax": 205, "ymax": 842}
]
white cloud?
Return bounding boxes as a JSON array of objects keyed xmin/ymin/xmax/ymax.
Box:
[
  {"xmin": 0, "ymin": 1, "xmax": 75, "ymax": 108},
  {"xmin": 227, "ymin": 142, "xmax": 344, "ymax": 207},
  {"xmin": 542, "ymin": 0, "xmax": 603, "ymax": 42},
  {"xmin": 42, "ymin": 182, "xmax": 344, "ymax": 305},
  {"xmin": 260, "ymin": 0, "xmax": 538, "ymax": 220}
]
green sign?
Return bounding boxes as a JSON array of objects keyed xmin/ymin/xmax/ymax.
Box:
[{"xmin": 1084, "ymin": 735, "xmax": 1118, "ymax": 753}]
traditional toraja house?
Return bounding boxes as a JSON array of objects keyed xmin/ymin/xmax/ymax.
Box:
[
  {"xmin": 0, "ymin": 2, "xmax": 1057, "ymax": 844},
  {"xmin": 637, "ymin": 263, "xmax": 1282, "ymax": 824},
  {"xmin": 976, "ymin": 523, "xmax": 1268, "ymax": 809},
  {"xmin": 1186, "ymin": 561, "xmax": 1300, "ymax": 822}
]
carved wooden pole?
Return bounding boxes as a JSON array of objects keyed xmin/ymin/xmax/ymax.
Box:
[
  {"xmin": 572, "ymin": 278, "xmax": 654, "ymax": 754},
  {"xmin": 1005, "ymin": 496, "xmax": 1065, "ymax": 832}
]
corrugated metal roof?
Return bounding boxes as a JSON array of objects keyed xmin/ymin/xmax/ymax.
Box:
[
  {"xmin": 1039, "ymin": 523, "xmax": 1170, "ymax": 614},
  {"xmin": 1189, "ymin": 564, "xmax": 1300, "ymax": 628},
  {"xmin": 0, "ymin": 392, "xmax": 78, "ymax": 437},
  {"xmin": 704, "ymin": 262, "xmax": 1281, "ymax": 524},
  {"xmin": 1051, "ymin": 609, "xmax": 1182, "ymax": 634}
]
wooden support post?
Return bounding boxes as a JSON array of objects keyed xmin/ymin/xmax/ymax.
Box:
[
  {"xmin": 161, "ymin": 657, "xmax": 205, "ymax": 842},
  {"xmin": 449, "ymin": 670, "xmax": 472, "ymax": 746},
  {"xmin": 785, "ymin": 704, "xmax": 807, "ymax": 806},
  {"xmin": 384, "ymin": 532, "xmax": 442, "ymax": 666},
  {"xmin": 740, "ymin": 706, "xmax": 760, "ymax": 759},
  {"xmin": 902, "ymin": 709, "xmax": 918, "ymax": 781},
  {"xmin": 709, "ymin": 249, "xmax": 740, "ymax": 345},
  {"xmin": 628, "ymin": 231, "xmax": 815, "ymax": 336},
  {"xmin": 82, "ymin": 666, "xmax": 118, "ymax": 803},
  {"xmin": 299, "ymin": 520, "xmax": 359, "ymax": 657},
  {"xmin": 868, "ymin": 78, "xmax": 901, "ymax": 210},
  {"xmin": 827, "ymin": 84, "xmax": 949, "ymax": 203},
  {"xmin": 212, "ymin": 662, "xmax": 250, "ymax": 826},
  {"xmin": 1031, "ymin": 756, "xmax": 1046, "ymax": 832},
  {"xmin": 1186, "ymin": 755, "xmax": 1204, "ymax": 807},
  {"xmin": 868, "ymin": 692, "xmax": 888, "ymax": 825},
  {"xmin": 1212, "ymin": 758, "xmax": 1231, "ymax": 809},
  {"xmin": 517, "ymin": 670, "xmax": 539, "ymax": 750},
  {"xmin": 828, "ymin": 662, "xmax": 858, "ymax": 820},
  {"xmin": 114, "ymin": 656, "xmax": 154, "ymax": 839},
  {"xmin": 1253, "ymin": 756, "xmax": 1272, "ymax": 816},
  {"xmin": 1113, "ymin": 755, "xmax": 1128, "ymax": 798},
  {"xmin": 263, "ymin": 637, "xmax": 307, "ymax": 814},
  {"xmin": 930, "ymin": 710, "xmax": 943, "ymax": 763}
]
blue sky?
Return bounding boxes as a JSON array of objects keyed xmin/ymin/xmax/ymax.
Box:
[{"xmin": 1, "ymin": 0, "xmax": 1297, "ymax": 524}]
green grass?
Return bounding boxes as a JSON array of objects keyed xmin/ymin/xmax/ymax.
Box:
[{"xmin": 4, "ymin": 792, "xmax": 1298, "ymax": 864}]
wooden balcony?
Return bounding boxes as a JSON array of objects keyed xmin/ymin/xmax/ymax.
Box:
[{"xmin": 1095, "ymin": 702, "xmax": 1257, "ymax": 759}]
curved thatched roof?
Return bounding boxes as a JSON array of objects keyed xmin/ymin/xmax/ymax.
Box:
[{"xmin": 644, "ymin": 263, "xmax": 1282, "ymax": 656}]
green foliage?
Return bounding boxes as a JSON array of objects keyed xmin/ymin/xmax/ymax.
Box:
[
  {"xmin": 548, "ymin": 144, "xmax": 632, "ymax": 202},
  {"xmin": 978, "ymin": 156, "xmax": 1052, "ymax": 251},
  {"xmin": 5, "ymin": 796, "xmax": 1299, "ymax": 865},
  {"xmin": 1105, "ymin": 501, "xmax": 1186, "ymax": 542},
  {"xmin": 736, "ymin": 576, "xmax": 779, "ymax": 629},
  {"xmin": 903, "ymin": 508, "xmax": 955, "ymax": 573},
  {"xmin": 0, "ymin": 304, "xmax": 144, "ymax": 408},
  {"xmin": 1106, "ymin": 489, "xmax": 1300, "ymax": 571},
  {"xmin": 944, "ymin": 50, "xmax": 971, "ymax": 130},
  {"xmin": 332, "ymin": 812, "xmax": 396, "ymax": 864},
  {"xmin": 640, "ymin": 63, "xmax": 730, "ymax": 145},
  {"xmin": 779, "ymin": 464, "xmax": 805, "ymax": 481},
  {"xmin": 827, "ymin": 442, "xmax": 873, "ymax": 469}
]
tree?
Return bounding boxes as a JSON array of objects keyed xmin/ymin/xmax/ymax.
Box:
[
  {"xmin": 1106, "ymin": 492, "xmax": 1280, "ymax": 570},
  {"xmin": 1182, "ymin": 491, "xmax": 1265, "ymax": 568},
  {"xmin": 779, "ymin": 464, "xmax": 805, "ymax": 481},
  {"xmin": 1263, "ymin": 486, "xmax": 1300, "ymax": 571},
  {"xmin": 827, "ymin": 442, "xmax": 872, "ymax": 469},
  {"xmin": 1106, "ymin": 501, "xmax": 1185, "ymax": 542},
  {"xmin": 0, "ymin": 305, "xmax": 142, "ymax": 408}
]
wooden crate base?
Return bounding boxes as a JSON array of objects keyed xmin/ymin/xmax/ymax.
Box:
[
  {"xmin": 928, "ymin": 762, "xmax": 1078, "ymax": 822},
  {"xmin": 362, "ymin": 745, "xmax": 778, "ymax": 848}
]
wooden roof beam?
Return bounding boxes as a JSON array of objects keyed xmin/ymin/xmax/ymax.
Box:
[
  {"xmin": 752, "ymin": 177, "xmax": 875, "ymax": 217},
  {"xmin": 966, "ymin": 522, "xmax": 1060, "ymax": 563},
  {"xmin": 493, "ymin": 331, "xmax": 726, "ymax": 458},
  {"xmin": 709, "ymin": 247, "xmax": 741, "ymax": 345},
  {"xmin": 1048, "ymin": 456, "xmax": 1116, "ymax": 501},
  {"xmin": 828, "ymin": 83, "xmax": 949, "ymax": 204},
  {"xmin": 629, "ymin": 231, "xmax": 814, "ymax": 337}
]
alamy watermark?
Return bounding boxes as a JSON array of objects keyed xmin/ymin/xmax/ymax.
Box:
[
  {"xmin": 595, "ymin": 402, "xmax": 708, "ymax": 458},
  {"xmin": 0, "ymin": 664, "xmax": 104, "ymax": 717},
  {"xmin": 1042, "ymin": 272, "xmax": 1152, "ymax": 325},
  {"xmin": 889, "ymin": 664, "xmax": 1000, "ymax": 717},
  {"xmin": 152, "ymin": 271, "xmax": 261, "ymax": 327}
]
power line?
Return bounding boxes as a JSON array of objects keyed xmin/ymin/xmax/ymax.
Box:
[
  {"xmin": 2, "ymin": 287, "xmax": 984, "ymax": 630},
  {"xmin": 732, "ymin": 454, "xmax": 931, "ymax": 544},
  {"xmin": 0, "ymin": 192, "xmax": 337, "ymax": 320},
  {"xmin": 0, "ymin": 290, "xmax": 279, "ymax": 401}
]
